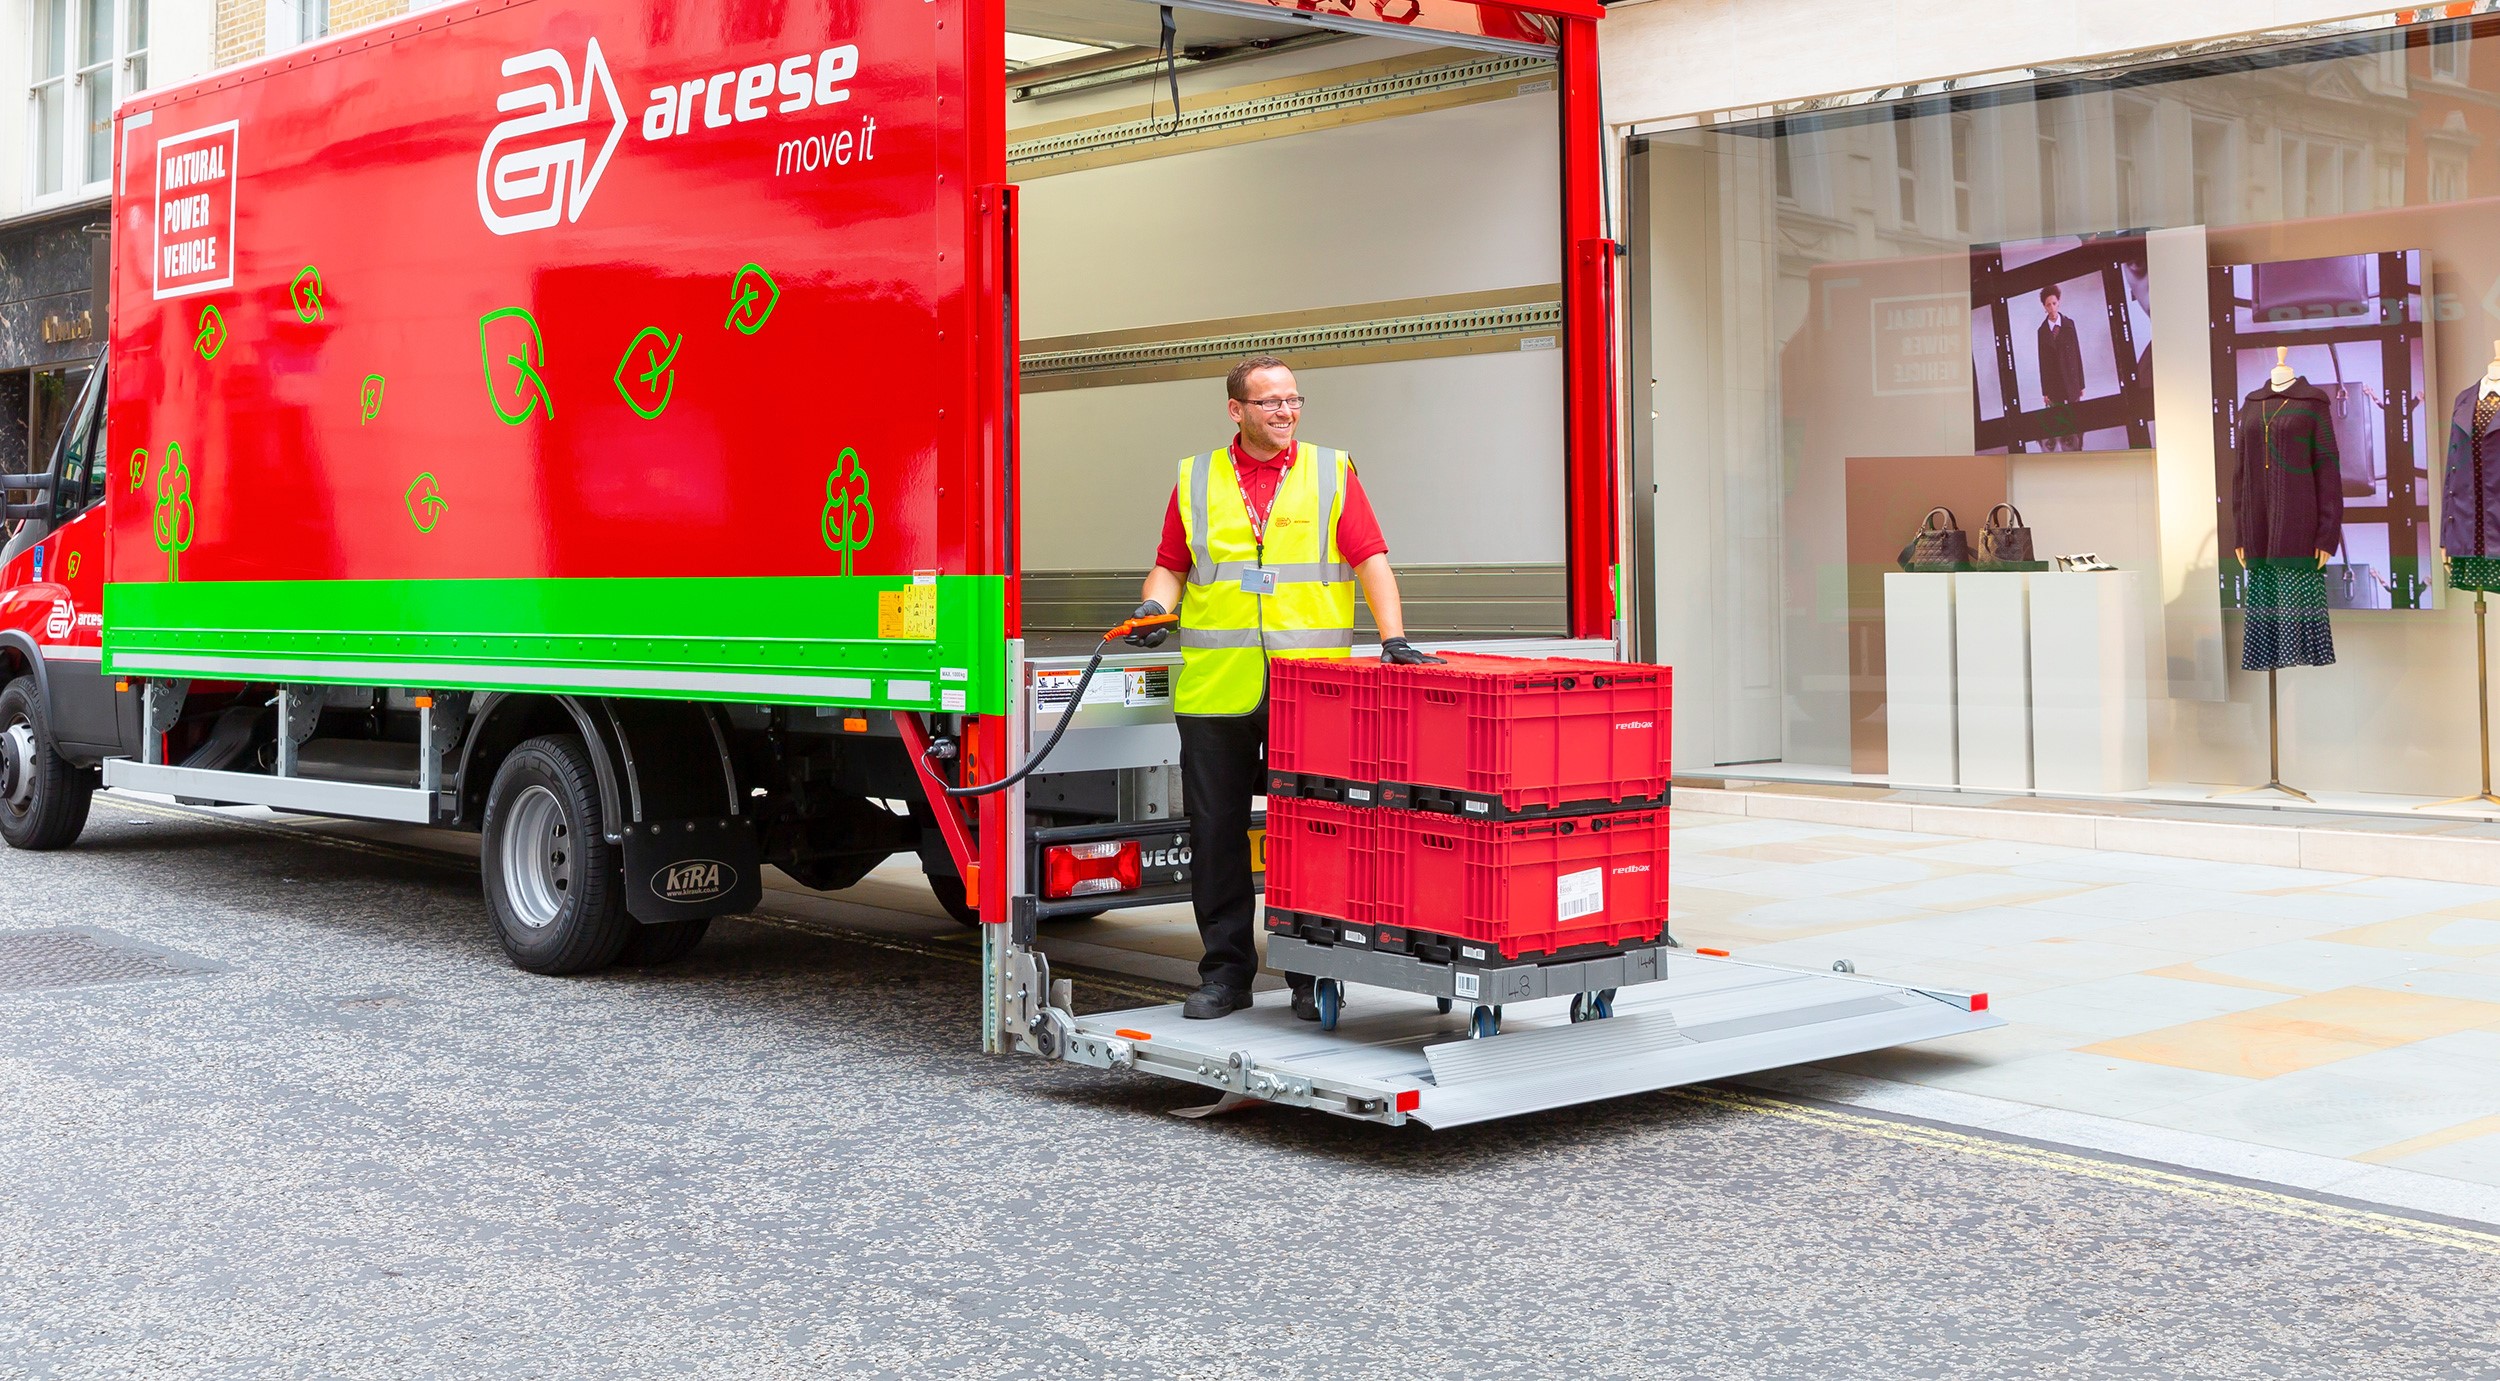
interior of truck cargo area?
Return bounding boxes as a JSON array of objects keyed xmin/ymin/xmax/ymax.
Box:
[
  {"xmin": 1067, "ymin": 950, "xmax": 2002, "ymax": 1127},
  {"xmin": 1002, "ymin": 0, "xmax": 1571, "ymax": 642}
]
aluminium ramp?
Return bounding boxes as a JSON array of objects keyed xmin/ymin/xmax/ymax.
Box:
[{"xmin": 1065, "ymin": 951, "xmax": 2001, "ymax": 1128}]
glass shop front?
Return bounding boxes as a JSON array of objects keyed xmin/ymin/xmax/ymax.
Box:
[{"xmin": 1630, "ymin": 17, "xmax": 2500, "ymax": 816}]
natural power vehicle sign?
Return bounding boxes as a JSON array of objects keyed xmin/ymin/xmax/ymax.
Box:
[{"xmin": 153, "ymin": 121, "xmax": 237, "ymax": 299}]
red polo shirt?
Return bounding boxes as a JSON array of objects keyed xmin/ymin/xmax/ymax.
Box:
[{"xmin": 1153, "ymin": 438, "xmax": 1389, "ymax": 573}]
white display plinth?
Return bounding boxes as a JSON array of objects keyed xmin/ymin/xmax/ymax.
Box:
[
  {"xmin": 1954, "ymin": 572, "xmax": 2033, "ymax": 791},
  {"xmin": 1883, "ymin": 573, "xmax": 1957, "ymax": 786},
  {"xmin": 2029, "ymin": 570, "xmax": 2151, "ymax": 793}
]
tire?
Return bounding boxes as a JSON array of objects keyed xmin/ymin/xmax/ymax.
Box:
[
  {"xmin": 0, "ymin": 676, "xmax": 94, "ymax": 851},
  {"xmin": 927, "ymin": 869, "xmax": 982, "ymax": 927},
  {"xmin": 621, "ymin": 917, "xmax": 710, "ymax": 966},
  {"xmin": 480, "ymin": 734, "xmax": 634, "ymax": 975}
]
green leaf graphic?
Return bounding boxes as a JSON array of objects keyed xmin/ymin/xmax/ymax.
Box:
[
  {"xmin": 193, "ymin": 304, "xmax": 225, "ymax": 360},
  {"xmin": 405, "ymin": 472, "xmax": 448, "ymax": 533},
  {"xmin": 724, "ymin": 263, "xmax": 781, "ymax": 336},
  {"xmin": 478, "ymin": 307, "xmax": 552, "ymax": 425},
  {"xmin": 291, "ymin": 265, "xmax": 325, "ymax": 323},
  {"xmin": 612, "ymin": 326, "xmax": 682, "ymax": 420}
]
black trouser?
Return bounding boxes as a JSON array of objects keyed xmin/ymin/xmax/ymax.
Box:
[{"xmin": 1177, "ymin": 701, "xmax": 1302, "ymax": 993}]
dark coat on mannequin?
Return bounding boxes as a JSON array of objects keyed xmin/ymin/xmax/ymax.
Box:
[
  {"xmin": 2233, "ymin": 379, "xmax": 2344, "ymax": 562},
  {"xmin": 2443, "ymin": 385, "xmax": 2500, "ymax": 557}
]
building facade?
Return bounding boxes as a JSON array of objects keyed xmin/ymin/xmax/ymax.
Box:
[{"xmin": 2, "ymin": 0, "xmax": 416, "ymax": 478}]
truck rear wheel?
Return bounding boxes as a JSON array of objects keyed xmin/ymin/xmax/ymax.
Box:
[
  {"xmin": 481, "ymin": 734, "xmax": 633, "ymax": 975},
  {"xmin": 0, "ymin": 676, "xmax": 94, "ymax": 851}
]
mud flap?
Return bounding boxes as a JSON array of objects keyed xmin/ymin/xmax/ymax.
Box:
[{"xmin": 621, "ymin": 816, "xmax": 763, "ymax": 923}]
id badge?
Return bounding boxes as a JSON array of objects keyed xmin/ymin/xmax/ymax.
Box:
[{"xmin": 1238, "ymin": 566, "xmax": 1279, "ymax": 596}]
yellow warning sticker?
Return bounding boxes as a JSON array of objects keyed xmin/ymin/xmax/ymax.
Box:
[{"xmin": 877, "ymin": 585, "xmax": 937, "ymax": 641}]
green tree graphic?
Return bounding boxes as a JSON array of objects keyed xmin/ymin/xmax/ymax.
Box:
[
  {"xmin": 152, "ymin": 443, "xmax": 195, "ymax": 581},
  {"xmin": 821, "ymin": 448, "xmax": 874, "ymax": 575}
]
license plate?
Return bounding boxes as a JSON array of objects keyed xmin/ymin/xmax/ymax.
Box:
[{"xmin": 1249, "ymin": 827, "xmax": 1267, "ymax": 873}]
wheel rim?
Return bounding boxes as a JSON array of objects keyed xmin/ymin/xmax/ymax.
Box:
[
  {"xmin": 499, "ymin": 783, "xmax": 573, "ymax": 929},
  {"xmin": 1, "ymin": 719, "xmax": 36, "ymax": 816}
]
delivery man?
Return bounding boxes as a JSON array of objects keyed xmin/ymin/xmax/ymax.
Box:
[{"xmin": 1125, "ymin": 355, "xmax": 1439, "ymax": 1021}]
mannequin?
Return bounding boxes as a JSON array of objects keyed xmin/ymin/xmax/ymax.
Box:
[
  {"xmin": 2224, "ymin": 343, "xmax": 2343, "ymax": 803},
  {"xmin": 2428, "ymin": 342, "xmax": 2500, "ymax": 811}
]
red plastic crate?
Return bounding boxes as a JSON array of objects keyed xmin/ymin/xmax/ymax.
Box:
[
  {"xmin": 1262, "ymin": 796, "xmax": 1378, "ymax": 924},
  {"xmin": 1267, "ymin": 657, "xmax": 1382, "ymax": 785},
  {"xmin": 1375, "ymin": 806, "xmax": 1669, "ymax": 960},
  {"xmin": 1376, "ymin": 653, "xmax": 1671, "ymax": 815}
]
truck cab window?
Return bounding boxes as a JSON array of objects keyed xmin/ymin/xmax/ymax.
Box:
[{"xmin": 52, "ymin": 367, "xmax": 106, "ymax": 523}]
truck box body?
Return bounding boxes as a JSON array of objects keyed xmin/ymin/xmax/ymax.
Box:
[{"xmin": 106, "ymin": 1, "xmax": 1007, "ymax": 713}]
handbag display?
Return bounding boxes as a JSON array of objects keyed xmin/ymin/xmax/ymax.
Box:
[
  {"xmin": 1974, "ymin": 502, "xmax": 2035, "ymax": 569},
  {"xmin": 1897, "ymin": 506, "xmax": 1970, "ymax": 572}
]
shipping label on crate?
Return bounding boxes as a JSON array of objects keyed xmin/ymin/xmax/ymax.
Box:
[{"xmin": 1557, "ymin": 866, "xmax": 1604, "ymax": 921}]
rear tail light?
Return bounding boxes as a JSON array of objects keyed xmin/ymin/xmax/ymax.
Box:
[{"xmin": 1044, "ymin": 840, "xmax": 1141, "ymax": 899}]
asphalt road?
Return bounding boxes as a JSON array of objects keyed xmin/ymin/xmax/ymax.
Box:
[{"xmin": 3, "ymin": 796, "xmax": 2499, "ymax": 1380}]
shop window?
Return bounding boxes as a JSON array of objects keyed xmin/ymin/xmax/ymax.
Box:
[
  {"xmin": 23, "ymin": 0, "xmax": 146, "ymax": 207},
  {"xmin": 1633, "ymin": 16, "xmax": 2500, "ymax": 816}
]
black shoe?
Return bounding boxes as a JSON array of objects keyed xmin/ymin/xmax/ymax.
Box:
[
  {"xmin": 1291, "ymin": 984, "xmax": 1321, "ymax": 1022},
  {"xmin": 1181, "ymin": 983, "xmax": 1254, "ymax": 1020}
]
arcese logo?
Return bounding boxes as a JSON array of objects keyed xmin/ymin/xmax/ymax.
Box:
[
  {"xmin": 478, "ymin": 39, "xmax": 626, "ymax": 236},
  {"xmin": 651, "ymin": 858, "xmax": 736, "ymax": 904}
]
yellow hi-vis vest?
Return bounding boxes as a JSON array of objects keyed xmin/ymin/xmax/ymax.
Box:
[{"xmin": 1174, "ymin": 442, "xmax": 1359, "ymax": 716}]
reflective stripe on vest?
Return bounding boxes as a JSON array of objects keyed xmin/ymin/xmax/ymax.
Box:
[{"xmin": 1174, "ymin": 441, "xmax": 1359, "ymax": 716}]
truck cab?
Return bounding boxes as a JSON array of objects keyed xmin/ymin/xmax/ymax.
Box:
[{"xmin": 0, "ymin": 363, "xmax": 124, "ymax": 848}]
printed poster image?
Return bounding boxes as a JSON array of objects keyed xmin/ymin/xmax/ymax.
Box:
[
  {"xmin": 1969, "ymin": 231, "xmax": 2156, "ymax": 454},
  {"xmin": 2207, "ymin": 249, "xmax": 2434, "ymax": 612}
]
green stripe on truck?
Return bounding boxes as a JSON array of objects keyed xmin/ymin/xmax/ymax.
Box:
[{"xmin": 100, "ymin": 574, "xmax": 1009, "ymax": 714}]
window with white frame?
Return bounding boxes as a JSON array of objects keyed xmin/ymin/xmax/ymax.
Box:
[
  {"xmin": 26, "ymin": 0, "xmax": 149, "ymax": 205},
  {"xmin": 266, "ymin": 0, "xmax": 330, "ymax": 55}
]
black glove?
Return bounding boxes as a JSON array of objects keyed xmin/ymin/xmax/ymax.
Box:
[
  {"xmin": 1380, "ymin": 637, "xmax": 1442, "ymax": 665},
  {"xmin": 1125, "ymin": 600, "xmax": 1170, "ymax": 648}
]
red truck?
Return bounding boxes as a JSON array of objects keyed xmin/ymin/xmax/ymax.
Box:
[{"xmin": 0, "ymin": 0, "xmax": 1994, "ymax": 1124}]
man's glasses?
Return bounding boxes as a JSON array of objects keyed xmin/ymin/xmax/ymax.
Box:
[{"xmin": 1242, "ymin": 395, "xmax": 1305, "ymax": 414}]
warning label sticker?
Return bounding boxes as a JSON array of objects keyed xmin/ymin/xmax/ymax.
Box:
[
  {"xmin": 1034, "ymin": 668, "xmax": 1124, "ymax": 714},
  {"xmin": 1122, "ymin": 666, "xmax": 1173, "ymax": 707},
  {"xmin": 1557, "ymin": 866, "xmax": 1604, "ymax": 921},
  {"xmin": 876, "ymin": 585, "xmax": 936, "ymax": 640}
]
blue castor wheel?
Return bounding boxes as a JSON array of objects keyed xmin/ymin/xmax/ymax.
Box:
[
  {"xmin": 1316, "ymin": 978, "xmax": 1343, "ymax": 1032},
  {"xmin": 1569, "ymin": 989, "xmax": 1620, "ymax": 1023},
  {"xmin": 1469, "ymin": 1004, "xmax": 1501, "ymax": 1039},
  {"xmin": 1436, "ymin": 996, "xmax": 1454, "ymax": 1014}
]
